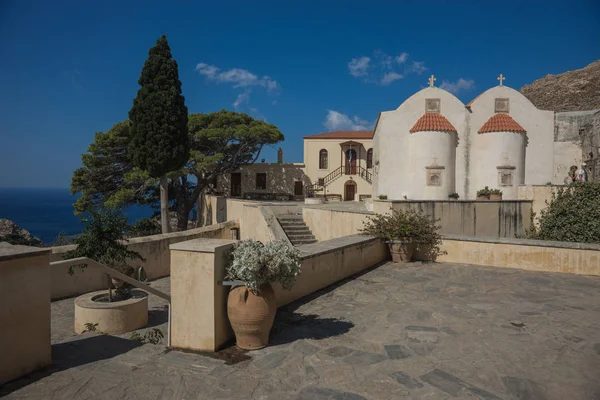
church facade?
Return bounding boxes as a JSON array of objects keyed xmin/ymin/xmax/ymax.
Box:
[{"xmin": 373, "ymin": 75, "xmax": 566, "ymax": 200}]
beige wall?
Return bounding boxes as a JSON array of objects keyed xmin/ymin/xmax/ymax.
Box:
[
  {"xmin": 303, "ymin": 207, "xmax": 371, "ymax": 241},
  {"xmin": 438, "ymin": 236, "xmax": 600, "ymax": 276},
  {"xmin": 517, "ymin": 184, "xmax": 560, "ymax": 225},
  {"xmin": 49, "ymin": 221, "xmax": 238, "ymax": 300},
  {"xmin": 216, "ymin": 163, "xmax": 309, "ymax": 198},
  {"xmin": 167, "ymin": 235, "xmax": 386, "ymax": 352},
  {"xmin": 0, "ymin": 248, "xmax": 51, "ymax": 384},
  {"xmin": 304, "ymin": 138, "xmax": 373, "ymax": 199}
]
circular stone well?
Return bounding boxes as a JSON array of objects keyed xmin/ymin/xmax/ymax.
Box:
[
  {"xmin": 304, "ymin": 197, "xmax": 326, "ymax": 205},
  {"xmin": 74, "ymin": 289, "xmax": 148, "ymax": 334}
]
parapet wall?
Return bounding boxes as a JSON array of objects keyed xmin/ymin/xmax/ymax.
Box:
[{"xmin": 49, "ymin": 221, "xmax": 238, "ymax": 300}]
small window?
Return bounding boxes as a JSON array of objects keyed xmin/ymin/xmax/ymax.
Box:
[
  {"xmin": 366, "ymin": 148, "xmax": 373, "ymax": 169},
  {"xmin": 256, "ymin": 173, "xmax": 267, "ymax": 190},
  {"xmin": 319, "ymin": 149, "xmax": 328, "ymax": 169}
]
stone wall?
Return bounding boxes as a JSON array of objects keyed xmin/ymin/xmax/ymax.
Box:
[
  {"xmin": 438, "ymin": 235, "xmax": 600, "ymax": 276},
  {"xmin": 553, "ymin": 110, "xmax": 597, "ymax": 183},
  {"xmin": 49, "ymin": 221, "xmax": 238, "ymax": 300}
]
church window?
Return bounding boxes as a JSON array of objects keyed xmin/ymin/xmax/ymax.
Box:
[
  {"xmin": 319, "ymin": 149, "xmax": 328, "ymax": 169},
  {"xmin": 256, "ymin": 173, "xmax": 267, "ymax": 190},
  {"xmin": 366, "ymin": 148, "xmax": 373, "ymax": 169},
  {"xmin": 425, "ymin": 98, "xmax": 441, "ymax": 113},
  {"xmin": 495, "ymin": 98, "xmax": 509, "ymax": 113}
]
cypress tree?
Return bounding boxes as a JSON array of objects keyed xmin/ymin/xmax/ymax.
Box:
[{"xmin": 129, "ymin": 35, "xmax": 189, "ymax": 233}]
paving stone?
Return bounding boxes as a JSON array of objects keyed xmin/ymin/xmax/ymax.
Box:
[
  {"xmin": 594, "ymin": 343, "xmax": 600, "ymax": 354},
  {"xmin": 420, "ymin": 369, "xmax": 500, "ymax": 399},
  {"xmin": 253, "ymin": 352, "xmax": 288, "ymax": 370},
  {"xmin": 383, "ymin": 344, "xmax": 412, "ymax": 360},
  {"xmin": 323, "ymin": 346, "xmax": 355, "ymax": 357},
  {"xmin": 390, "ymin": 371, "xmax": 424, "ymax": 389},
  {"xmin": 293, "ymin": 340, "xmax": 321, "ymax": 355},
  {"xmin": 295, "ymin": 386, "xmax": 367, "ymax": 400},
  {"xmin": 342, "ymin": 350, "xmax": 387, "ymax": 365},
  {"xmin": 501, "ymin": 376, "xmax": 547, "ymax": 400}
]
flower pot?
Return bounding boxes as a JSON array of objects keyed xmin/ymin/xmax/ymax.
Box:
[
  {"xmin": 476, "ymin": 195, "xmax": 489, "ymax": 201},
  {"xmin": 227, "ymin": 283, "xmax": 276, "ymax": 350},
  {"xmin": 387, "ymin": 241, "xmax": 414, "ymax": 263},
  {"xmin": 490, "ymin": 194, "xmax": 502, "ymax": 201}
]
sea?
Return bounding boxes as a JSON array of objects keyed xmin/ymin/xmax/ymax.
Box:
[{"xmin": 0, "ymin": 188, "xmax": 154, "ymax": 245}]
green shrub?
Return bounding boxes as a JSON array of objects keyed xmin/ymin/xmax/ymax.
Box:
[
  {"xmin": 378, "ymin": 194, "xmax": 388, "ymax": 200},
  {"xmin": 128, "ymin": 217, "xmax": 161, "ymax": 237},
  {"xmin": 524, "ymin": 182, "xmax": 600, "ymax": 243},
  {"xmin": 448, "ymin": 192, "xmax": 459, "ymax": 199},
  {"xmin": 360, "ymin": 209, "xmax": 443, "ymax": 260},
  {"xmin": 476, "ymin": 186, "xmax": 490, "ymax": 197}
]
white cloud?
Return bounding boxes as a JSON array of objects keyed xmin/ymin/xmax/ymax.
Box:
[
  {"xmin": 395, "ymin": 52, "xmax": 409, "ymax": 64},
  {"xmin": 439, "ymin": 78, "xmax": 475, "ymax": 94},
  {"xmin": 348, "ymin": 56, "xmax": 371, "ymax": 77},
  {"xmin": 410, "ymin": 61, "xmax": 427, "ymax": 75},
  {"xmin": 348, "ymin": 51, "xmax": 425, "ymax": 85},
  {"xmin": 381, "ymin": 72, "xmax": 403, "ymax": 86},
  {"xmin": 195, "ymin": 63, "xmax": 279, "ymax": 110},
  {"xmin": 324, "ymin": 110, "xmax": 372, "ymax": 131}
]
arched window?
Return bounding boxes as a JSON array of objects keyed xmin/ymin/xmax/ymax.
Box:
[
  {"xmin": 366, "ymin": 148, "xmax": 373, "ymax": 169},
  {"xmin": 319, "ymin": 149, "xmax": 328, "ymax": 169}
]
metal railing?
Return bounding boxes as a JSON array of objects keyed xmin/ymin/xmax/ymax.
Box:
[
  {"xmin": 50, "ymin": 257, "xmax": 172, "ymax": 347},
  {"xmin": 306, "ymin": 165, "xmax": 373, "ymax": 196}
]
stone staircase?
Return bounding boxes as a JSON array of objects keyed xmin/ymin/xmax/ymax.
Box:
[{"xmin": 277, "ymin": 215, "xmax": 317, "ymax": 246}]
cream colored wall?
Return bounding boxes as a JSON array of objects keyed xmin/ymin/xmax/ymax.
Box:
[
  {"xmin": 517, "ymin": 184, "xmax": 561, "ymax": 224},
  {"xmin": 468, "ymin": 86, "xmax": 555, "ymax": 189},
  {"xmin": 303, "ymin": 207, "xmax": 371, "ymax": 241},
  {"xmin": 217, "ymin": 163, "xmax": 308, "ymax": 198},
  {"xmin": 0, "ymin": 250, "xmax": 51, "ymax": 384},
  {"xmin": 552, "ymin": 142, "xmax": 582, "ymax": 184},
  {"xmin": 49, "ymin": 221, "xmax": 238, "ymax": 300},
  {"xmin": 471, "ymin": 130, "xmax": 525, "ymax": 199},
  {"xmin": 438, "ymin": 238, "xmax": 600, "ymax": 276},
  {"xmin": 304, "ymin": 138, "xmax": 373, "ymax": 199},
  {"xmin": 374, "ymin": 87, "xmax": 468, "ymax": 200}
]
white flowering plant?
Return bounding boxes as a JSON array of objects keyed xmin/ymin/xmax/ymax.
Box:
[{"xmin": 226, "ymin": 239, "xmax": 302, "ymax": 294}]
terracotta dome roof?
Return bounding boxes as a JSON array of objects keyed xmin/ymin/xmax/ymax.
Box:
[
  {"xmin": 478, "ymin": 113, "xmax": 527, "ymax": 134},
  {"xmin": 409, "ymin": 113, "xmax": 457, "ymax": 133}
]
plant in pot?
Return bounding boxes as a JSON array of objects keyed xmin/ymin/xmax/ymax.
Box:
[
  {"xmin": 489, "ymin": 188, "xmax": 503, "ymax": 200},
  {"xmin": 225, "ymin": 239, "xmax": 301, "ymax": 350},
  {"xmin": 360, "ymin": 209, "xmax": 441, "ymax": 263},
  {"xmin": 66, "ymin": 207, "xmax": 145, "ymax": 301},
  {"xmin": 448, "ymin": 192, "xmax": 459, "ymax": 200},
  {"xmin": 476, "ymin": 186, "xmax": 491, "ymax": 200}
]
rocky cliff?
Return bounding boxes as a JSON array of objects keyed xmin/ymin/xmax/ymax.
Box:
[
  {"xmin": 0, "ymin": 219, "xmax": 42, "ymax": 246},
  {"xmin": 519, "ymin": 60, "xmax": 600, "ymax": 112}
]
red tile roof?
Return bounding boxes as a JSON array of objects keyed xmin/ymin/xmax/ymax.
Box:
[
  {"xmin": 409, "ymin": 113, "xmax": 457, "ymax": 133},
  {"xmin": 478, "ymin": 113, "xmax": 527, "ymax": 134},
  {"xmin": 303, "ymin": 130, "xmax": 374, "ymax": 139}
]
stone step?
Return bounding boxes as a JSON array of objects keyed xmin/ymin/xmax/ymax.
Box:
[
  {"xmin": 291, "ymin": 239, "xmax": 318, "ymax": 245},
  {"xmin": 287, "ymin": 234, "xmax": 315, "ymax": 240},
  {"xmin": 279, "ymin": 221, "xmax": 306, "ymax": 227},
  {"xmin": 283, "ymin": 227, "xmax": 311, "ymax": 233}
]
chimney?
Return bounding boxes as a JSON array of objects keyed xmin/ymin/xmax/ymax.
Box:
[{"xmin": 277, "ymin": 147, "xmax": 283, "ymax": 164}]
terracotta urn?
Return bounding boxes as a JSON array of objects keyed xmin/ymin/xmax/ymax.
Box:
[
  {"xmin": 476, "ymin": 195, "xmax": 490, "ymax": 201},
  {"xmin": 227, "ymin": 283, "xmax": 276, "ymax": 350},
  {"xmin": 490, "ymin": 194, "xmax": 502, "ymax": 201},
  {"xmin": 387, "ymin": 240, "xmax": 414, "ymax": 263}
]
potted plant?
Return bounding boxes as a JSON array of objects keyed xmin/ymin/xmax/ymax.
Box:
[
  {"xmin": 66, "ymin": 207, "xmax": 148, "ymax": 334},
  {"xmin": 476, "ymin": 186, "xmax": 491, "ymax": 200},
  {"xmin": 448, "ymin": 192, "xmax": 459, "ymax": 200},
  {"xmin": 226, "ymin": 239, "xmax": 301, "ymax": 350},
  {"xmin": 489, "ymin": 188, "xmax": 503, "ymax": 200},
  {"xmin": 360, "ymin": 209, "xmax": 442, "ymax": 263}
]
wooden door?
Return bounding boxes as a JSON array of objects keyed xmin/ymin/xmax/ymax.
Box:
[
  {"xmin": 231, "ymin": 173, "xmax": 242, "ymax": 197},
  {"xmin": 294, "ymin": 181, "xmax": 304, "ymax": 196},
  {"xmin": 345, "ymin": 149, "xmax": 357, "ymax": 175},
  {"xmin": 344, "ymin": 182, "xmax": 356, "ymax": 201}
]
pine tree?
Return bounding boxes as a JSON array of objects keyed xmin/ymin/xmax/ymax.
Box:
[{"xmin": 129, "ymin": 35, "xmax": 189, "ymax": 233}]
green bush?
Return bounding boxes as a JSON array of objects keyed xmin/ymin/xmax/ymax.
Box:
[
  {"xmin": 360, "ymin": 209, "xmax": 443, "ymax": 260},
  {"xmin": 476, "ymin": 186, "xmax": 490, "ymax": 197},
  {"xmin": 128, "ymin": 217, "xmax": 161, "ymax": 237},
  {"xmin": 524, "ymin": 182, "xmax": 600, "ymax": 243}
]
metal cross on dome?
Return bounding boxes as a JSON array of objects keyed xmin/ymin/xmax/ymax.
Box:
[
  {"xmin": 428, "ymin": 74, "xmax": 436, "ymax": 87},
  {"xmin": 497, "ymin": 73, "xmax": 505, "ymax": 86}
]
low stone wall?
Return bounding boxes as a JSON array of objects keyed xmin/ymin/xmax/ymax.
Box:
[
  {"xmin": 169, "ymin": 235, "xmax": 386, "ymax": 352},
  {"xmin": 374, "ymin": 200, "xmax": 532, "ymax": 238},
  {"xmin": 202, "ymin": 195, "xmax": 301, "ymax": 227},
  {"xmin": 438, "ymin": 235, "xmax": 600, "ymax": 276},
  {"xmin": 0, "ymin": 245, "xmax": 51, "ymax": 384},
  {"xmin": 303, "ymin": 207, "xmax": 371, "ymax": 241},
  {"xmin": 49, "ymin": 221, "xmax": 238, "ymax": 300}
]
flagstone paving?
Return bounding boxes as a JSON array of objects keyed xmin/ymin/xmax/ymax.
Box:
[{"xmin": 2, "ymin": 262, "xmax": 600, "ymax": 399}]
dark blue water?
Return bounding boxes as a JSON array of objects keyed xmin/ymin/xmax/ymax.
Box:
[{"xmin": 0, "ymin": 188, "xmax": 154, "ymax": 244}]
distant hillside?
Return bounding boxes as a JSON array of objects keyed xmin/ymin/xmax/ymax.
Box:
[{"xmin": 519, "ymin": 60, "xmax": 600, "ymax": 112}]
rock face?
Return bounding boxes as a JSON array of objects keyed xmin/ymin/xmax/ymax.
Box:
[
  {"xmin": 519, "ymin": 60, "xmax": 600, "ymax": 112},
  {"xmin": 0, "ymin": 219, "xmax": 42, "ymax": 246}
]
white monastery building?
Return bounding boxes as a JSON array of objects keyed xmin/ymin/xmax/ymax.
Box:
[{"xmin": 216, "ymin": 74, "xmax": 586, "ymax": 201}]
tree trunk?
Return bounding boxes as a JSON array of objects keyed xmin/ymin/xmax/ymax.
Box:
[
  {"xmin": 176, "ymin": 207, "xmax": 189, "ymax": 231},
  {"xmin": 195, "ymin": 189, "xmax": 204, "ymax": 228},
  {"xmin": 160, "ymin": 175, "xmax": 170, "ymax": 234}
]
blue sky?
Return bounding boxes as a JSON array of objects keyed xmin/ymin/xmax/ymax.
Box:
[{"xmin": 1, "ymin": 0, "xmax": 599, "ymax": 188}]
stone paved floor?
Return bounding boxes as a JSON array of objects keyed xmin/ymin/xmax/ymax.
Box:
[{"xmin": 3, "ymin": 262, "xmax": 600, "ymax": 399}]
